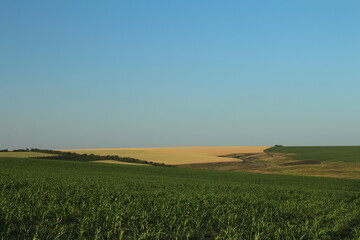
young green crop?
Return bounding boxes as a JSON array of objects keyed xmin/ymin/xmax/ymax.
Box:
[
  {"xmin": 266, "ymin": 146, "xmax": 360, "ymax": 163},
  {"xmin": 1, "ymin": 157, "xmax": 360, "ymax": 239}
]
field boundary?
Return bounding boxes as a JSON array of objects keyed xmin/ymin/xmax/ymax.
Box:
[{"xmin": 0, "ymin": 148, "xmax": 173, "ymax": 167}]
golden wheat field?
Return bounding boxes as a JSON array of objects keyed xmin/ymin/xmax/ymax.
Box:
[{"xmin": 61, "ymin": 146, "xmax": 270, "ymax": 165}]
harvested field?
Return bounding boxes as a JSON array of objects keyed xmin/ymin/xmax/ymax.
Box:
[{"xmin": 60, "ymin": 146, "xmax": 270, "ymax": 165}]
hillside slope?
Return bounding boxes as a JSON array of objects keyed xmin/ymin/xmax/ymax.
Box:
[{"xmin": 1, "ymin": 157, "xmax": 360, "ymax": 239}]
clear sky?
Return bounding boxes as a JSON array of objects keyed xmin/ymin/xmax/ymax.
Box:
[{"xmin": 1, "ymin": 0, "xmax": 359, "ymax": 149}]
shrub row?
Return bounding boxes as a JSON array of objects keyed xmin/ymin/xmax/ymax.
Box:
[{"xmin": 12, "ymin": 148, "xmax": 174, "ymax": 167}]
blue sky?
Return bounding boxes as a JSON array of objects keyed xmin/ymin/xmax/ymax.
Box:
[{"xmin": 1, "ymin": 0, "xmax": 359, "ymax": 149}]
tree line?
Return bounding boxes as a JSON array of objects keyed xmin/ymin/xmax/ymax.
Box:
[{"xmin": 3, "ymin": 148, "xmax": 174, "ymax": 167}]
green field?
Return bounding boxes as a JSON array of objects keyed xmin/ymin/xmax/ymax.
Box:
[
  {"xmin": 184, "ymin": 146, "xmax": 360, "ymax": 179},
  {"xmin": 0, "ymin": 151, "xmax": 152, "ymax": 167},
  {"xmin": 1, "ymin": 157, "xmax": 360, "ymax": 239},
  {"xmin": 0, "ymin": 152, "xmax": 55, "ymax": 158},
  {"xmin": 265, "ymin": 146, "xmax": 360, "ymax": 163}
]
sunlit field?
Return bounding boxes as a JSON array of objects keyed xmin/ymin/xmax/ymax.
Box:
[
  {"xmin": 61, "ymin": 146, "xmax": 269, "ymax": 165},
  {"xmin": 183, "ymin": 146, "xmax": 360, "ymax": 179}
]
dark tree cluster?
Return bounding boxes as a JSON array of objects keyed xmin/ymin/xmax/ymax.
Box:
[
  {"xmin": 13, "ymin": 148, "xmax": 30, "ymax": 152},
  {"xmin": 15, "ymin": 148, "xmax": 174, "ymax": 167}
]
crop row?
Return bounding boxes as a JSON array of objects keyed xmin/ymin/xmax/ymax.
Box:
[{"xmin": 1, "ymin": 157, "xmax": 360, "ymax": 239}]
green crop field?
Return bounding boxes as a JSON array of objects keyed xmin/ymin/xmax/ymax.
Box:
[
  {"xmin": 184, "ymin": 146, "xmax": 360, "ymax": 179},
  {"xmin": 265, "ymin": 146, "xmax": 360, "ymax": 163},
  {"xmin": 1, "ymin": 157, "xmax": 360, "ymax": 239},
  {"xmin": 0, "ymin": 152, "xmax": 55, "ymax": 158}
]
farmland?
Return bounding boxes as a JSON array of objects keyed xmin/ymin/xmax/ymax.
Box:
[
  {"xmin": 92, "ymin": 160, "xmax": 150, "ymax": 166},
  {"xmin": 60, "ymin": 146, "xmax": 269, "ymax": 165},
  {"xmin": 184, "ymin": 146, "xmax": 360, "ymax": 179},
  {"xmin": 1, "ymin": 156, "xmax": 360, "ymax": 239},
  {"xmin": 265, "ymin": 146, "xmax": 360, "ymax": 163},
  {"xmin": 0, "ymin": 149, "xmax": 159, "ymax": 167},
  {"xmin": 0, "ymin": 151, "xmax": 55, "ymax": 158}
]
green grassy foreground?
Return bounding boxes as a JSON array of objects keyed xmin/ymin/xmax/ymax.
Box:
[{"xmin": 1, "ymin": 157, "xmax": 360, "ymax": 239}]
